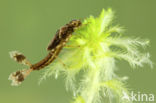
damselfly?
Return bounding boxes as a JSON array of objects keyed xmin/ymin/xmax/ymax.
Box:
[{"xmin": 9, "ymin": 20, "xmax": 82, "ymax": 86}]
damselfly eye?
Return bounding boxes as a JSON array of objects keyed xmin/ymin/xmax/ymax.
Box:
[
  {"xmin": 72, "ymin": 22, "xmax": 78, "ymax": 26},
  {"xmin": 70, "ymin": 20, "xmax": 81, "ymax": 27}
]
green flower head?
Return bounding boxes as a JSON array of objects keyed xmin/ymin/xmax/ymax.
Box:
[{"xmin": 40, "ymin": 9, "xmax": 152, "ymax": 103}]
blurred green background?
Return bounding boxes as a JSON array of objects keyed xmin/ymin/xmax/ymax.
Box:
[{"xmin": 0, "ymin": 0, "xmax": 155, "ymax": 103}]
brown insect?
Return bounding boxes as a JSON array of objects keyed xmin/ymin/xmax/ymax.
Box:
[{"xmin": 9, "ymin": 20, "xmax": 82, "ymax": 86}]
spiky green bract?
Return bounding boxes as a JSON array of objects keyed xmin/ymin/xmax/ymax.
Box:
[{"xmin": 40, "ymin": 9, "xmax": 152, "ymax": 103}]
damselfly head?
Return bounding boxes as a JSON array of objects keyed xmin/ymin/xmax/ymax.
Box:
[{"xmin": 70, "ymin": 20, "xmax": 82, "ymax": 28}]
